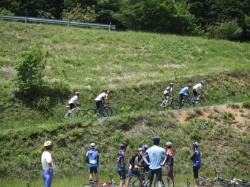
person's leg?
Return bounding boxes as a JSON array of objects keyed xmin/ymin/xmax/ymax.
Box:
[
  {"xmin": 42, "ymin": 170, "xmax": 53, "ymax": 187},
  {"xmin": 94, "ymin": 167, "xmax": 99, "ymax": 182},
  {"xmin": 167, "ymin": 165, "xmax": 174, "ymax": 181},
  {"xmin": 148, "ymin": 169, "xmax": 155, "ymax": 187},
  {"xmin": 118, "ymin": 170, "xmax": 126, "ymax": 187},
  {"xmin": 155, "ymin": 168, "xmax": 162, "ymax": 187},
  {"xmin": 89, "ymin": 167, "xmax": 94, "ymax": 182},
  {"xmin": 193, "ymin": 167, "xmax": 199, "ymax": 187}
]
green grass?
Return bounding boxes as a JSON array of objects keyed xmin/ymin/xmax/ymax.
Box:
[{"xmin": 0, "ymin": 20, "xmax": 250, "ymax": 184}]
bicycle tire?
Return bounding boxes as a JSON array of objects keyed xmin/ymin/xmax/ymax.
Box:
[
  {"xmin": 156, "ymin": 101, "xmax": 168, "ymax": 111},
  {"xmin": 75, "ymin": 109, "xmax": 86, "ymax": 117},
  {"xmin": 125, "ymin": 175, "xmax": 142, "ymax": 187},
  {"xmin": 86, "ymin": 109, "xmax": 98, "ymax": 116},
  {"xmin": 102, "ymin": 107, "xmax": 112, "ymax": 117},
  {"xmin": 81, "ymin": 184, "xmax": 93, "ymax": 187},
  {"xmin": 170, "ymin": 99, "xmax": 179, "ymax": 110}
]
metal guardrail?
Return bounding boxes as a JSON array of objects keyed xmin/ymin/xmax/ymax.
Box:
[{"xmin": 0, "ymin": 15, "xmax": 116, "ymax": 30}]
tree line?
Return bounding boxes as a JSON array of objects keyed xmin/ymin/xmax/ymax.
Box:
[{"xmin": 0, "ymin": 0, "xmax": 249, "ymax": 41}]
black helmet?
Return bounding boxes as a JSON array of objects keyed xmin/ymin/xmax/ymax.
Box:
[
  {"xmin": 120, "ymin": 142, "xmax": 128, "ymax": 148},
  {"xmin": 152, "ymin": 136, "xmax": 160, "ymax": 142}
]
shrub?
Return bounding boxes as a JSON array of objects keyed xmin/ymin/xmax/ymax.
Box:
[
  {"xmin": 206, "ymin": 20, "xmax": 243, "ymax": 40},
  {"xmin": 14, "ymin": 47, "xmax": 46, "ymax": 97},
  {"xmin": 242, "ymin": 101, "xmax": 250, "ymax": 109}
]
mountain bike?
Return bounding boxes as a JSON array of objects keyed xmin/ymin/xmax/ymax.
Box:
[
  {"xmin": 179, "ymin": 95, "xmax": 196, "ymax": 109},
  {"xmin": 62, "ymin": 104, "xmax": 86, "ymax": 119},
  {"xmin": 230, "ymin": 177, "xmax": 250, "ymax": 187},
  {"xmin": 191, "ymin": 92, "xmax": 208, "ymax": 107},
  {"xmin": 156, "ymin": 96, "xmax": 179, "ymax": 111},
  {"xmin": 125, "ymin": 167, "xmax": 174, "ymax": 187},
  {"xmin": 82, "ymin": 175, "xmax": 118, "ymax": 187},
  {"xmin": 86, "ymin": 105, "xmax": 112, "ymax": 117}
]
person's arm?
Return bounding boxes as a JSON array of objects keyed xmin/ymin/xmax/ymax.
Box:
[
  {"xmin": 142, "ymin": 152, "xmax": 150, "ymax": 165},
  {"xmin": 85, "ymin": 152, "xmax": 89, "ymax": 163},
  {"xmin": 190, "ymin": 151, "xmax": 197, "ymax": 161},
  {"xmin": 129, "ymin": 155, "xmax": 136, "ymax": 165}
]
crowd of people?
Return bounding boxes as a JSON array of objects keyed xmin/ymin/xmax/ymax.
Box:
[{"xmin": 40, "ymin": 137, "xmax": 201, "ymax": 187}]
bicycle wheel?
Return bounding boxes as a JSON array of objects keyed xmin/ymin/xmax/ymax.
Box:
[
  {"xmin": 102, "ymin": 107, "xmax": 112, "ymax": 117},
  {"xmin": 161, "ymin": 176, "xmax": 174, "ymax": 187},
  {"xmin": 82, "ymin": 184, "xmax": 93, "ymax": 187},
  {"xmin": 125, "ymin": 175, "xmax": 142, "ymax": 187},
  {"xmin": 75, "ymin": 109, "xmax": 86, "ymax": 117},
  {"xmin": 170, "ymin": 99, "xmax": 179, "ymax": 110},
  {"xmin": 156, "ymin": 101, "xmax": 168, "ymax": 111}
]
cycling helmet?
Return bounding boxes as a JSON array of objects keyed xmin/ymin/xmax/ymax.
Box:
[
  {"xmin": 75, "ymin": 92, "xmax": 80, "ymax": 95},
  {"xmin": 200, "ymin": 80, "xmax": 204, "ymax": 85},
  {"xmin": 187, "ymin": 83, "xmax": 192, "ymax": 87},
  {"xmin": 120, "ymin": 142, "xmax": 128, "ymax": 148},
  {"xmin": 90, "ymin": 142, "xmax": 96, "ymax": 149},
  {"xmin": 138, "ymin": 147, "xmax": 144, "ymax": 152},
  {"xmin": 142, "ymin": 144, "xmax": 149, "ymax": 150},
  {"xmin": 192, "ymin": 142, "xmax": 199, "ymax": 148},
  {"xmin": 166, "ymin": 141, "xmax": 173, "ymax": 147},
  {"xmin": 170, "ymin": 83, "xmax": 174, "ymax": 86},
  {"xmin": 152, "ymin": 136, "xmax": 160, "ymax": 142},
  {"xmin": 44, "ymin": 141, "xmax": 53, "ymax": 148}
]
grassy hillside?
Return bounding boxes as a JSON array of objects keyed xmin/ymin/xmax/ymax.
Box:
[{"xmin": 0, "ymin": 20, "xmax": 250, "ymax": 186}]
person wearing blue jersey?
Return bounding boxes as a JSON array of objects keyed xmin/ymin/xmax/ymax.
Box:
[
  {"xmin": 143, "ymin": 136, "xmax": 169, "ymax": 187},
  {"xmin": 179, "ymin": 83, "xmax": 192, "ymax": 107},
  {"xmin": 190, "ymin": 142, "xmax": 201, "ymax": 187},
  {"xmin": 117, "ymin": 142, "xmax": 128, "ymax": 187},
  {"xmin": 86, "ymin": 143, "xmax": 99, "ymax": 183}
]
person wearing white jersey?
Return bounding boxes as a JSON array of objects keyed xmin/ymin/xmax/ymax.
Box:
[
  {"xmin": 95, "ymin": 90, "xmax": 110, "ymax": 109},
  {"xmin": 41, "ymin": 141, "xmax": 54, "ymax": 187},
  {"xmin": 68, "ymin": 92, "xmax": 80, "ymax": 113},
  {"xmin": 163, "ymin": 83, "xmax": 174, "ymax": 104},
  {"xmin": 193, "ymin": 80, "xmax": 204, "ymax": 101}
]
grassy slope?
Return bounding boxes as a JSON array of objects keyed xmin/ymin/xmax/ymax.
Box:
[{"xmin": 0, "ymin": 20, "xmax": 250, "ymax": 184}]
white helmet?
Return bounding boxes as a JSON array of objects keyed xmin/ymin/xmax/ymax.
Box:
[
  {"xmin": 90, "ymin": 143, "xmax": 96, "ymax": 148},
  {"xmin": 192, "ymin": 142, "xmax": 199, "ymax": 148},
  {"xmin": 166, "ymin": 141, "xmax": 173, "ymax": 147}
]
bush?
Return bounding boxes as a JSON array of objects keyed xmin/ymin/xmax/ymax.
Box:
[
  {"xmin": 14, "ymin": 47, "xmax": 46, "ymax": 97},
  {"xmin": 206, "ymin": 20, "xmax": 243, "ymax": 40}
]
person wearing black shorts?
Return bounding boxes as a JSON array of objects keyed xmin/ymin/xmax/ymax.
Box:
[{"xmin": 190, "ymin": 142, "xmax": 201, "ymax": 187}]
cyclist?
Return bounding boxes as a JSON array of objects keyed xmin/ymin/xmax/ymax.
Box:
[
  {"xmin": 95, "ymin": 90, "xmax": 110, "ymax": 109},
  {"xmin": 68, "ymin": 92, "xmax": 80, "ymax": 114},
  {"xmin": 193, "ymin": 80, "xmax": 204, "ymax": 101},
  {"xmin": 179, "ymin": 83, "xmax": 192, "ymax": 106},
  {"xmin": 86, "ymin": 143, "xmax": 99, "ymax": 183},
  {"xmin": 142, "ymin": 144, "xmax": 150, "ymax": 173},
  {"xmin": 190, "ymin": 142, "xmax": 201, "ymax": 187},
  {"xmin": 163, "ymin": 83, "xmax": 174, "ymax": 104},
  {"xmin": 127, "ymin": 147, "xmax": 145, "ymax": 177},
  {"xmin": 165, "ymin": 142, "xmax": 174, "ymax": 182},
  {"xmin": 143, "ymin": 136, "xmax": 169, "ymax": 187},
  {"xmin": 117, "ymin": 142, "xmax": 128, "ymax": 187},
  {"xmin": 41, "ymin": 141, "xmax": 54, "ymax": 187}
]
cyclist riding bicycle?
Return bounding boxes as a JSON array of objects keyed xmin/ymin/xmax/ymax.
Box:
[
  {"xmin": 165, "ymin": 142, "xmax": 174, "ymax": 182},
  {"xmin": 193, "ymin": 80, "xmax": 204, "ymax": 101},
  {"xmin": 86, "ymin": 143, "xmax": 100, "ymax": 183},
  {"xmin": 179, "ymin": 83, "xmax": 192, "ymax": 104},
  {"xmin": 95, "ymin": 90, "xmax": 110, "ymax": 109},
  {"xmin": 68, "ymin": 92, "xmax": 80, "ymax": 113},
  {"xmin": 143, "ymin": 136, "xmax": 169, "ymax": 187},
  {"xmin": 163, "ymin": 83, "xmax": 174, "ymax": 104},
  {"xmin": 127, "ymin": 147, "xmax": 145, "ymax": 177}
]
